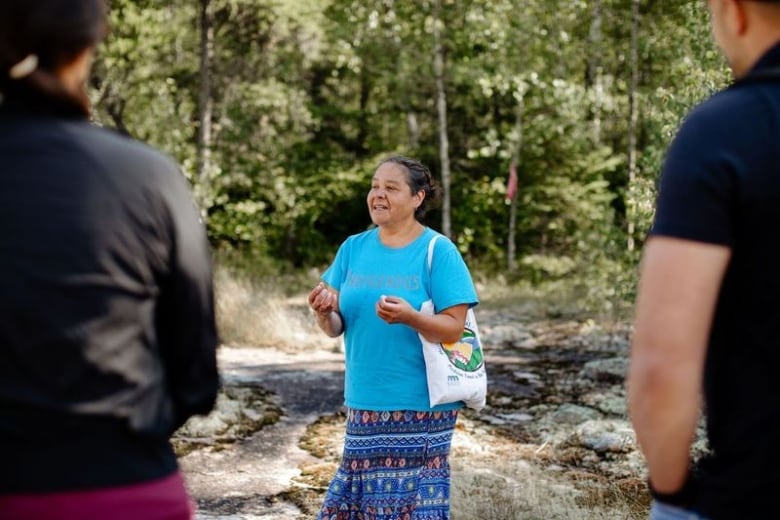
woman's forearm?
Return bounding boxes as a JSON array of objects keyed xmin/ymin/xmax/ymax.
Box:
[
  {"xmin": 411, "ymin": 305, "xmax": 467, "ymax": 344},
  {"xmin": 316, "ymin": 310, "xmax": 344, "ymax": 337}
]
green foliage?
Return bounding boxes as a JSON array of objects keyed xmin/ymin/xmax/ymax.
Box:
[
  {"xmin": 94, "ymin": 0, "xmax": 198, "ymax": 164},
  {"xmin": 94, "ymin": 0, "xmax": 732, "ymax": 310}
]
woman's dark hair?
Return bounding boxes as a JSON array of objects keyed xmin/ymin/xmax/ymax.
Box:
[
  {"xmin": 0, "ymin": 0, "xmax": 107, "ymax": 118},
  {"xmin": 379, "ymin": 155, "xmax": 441, "ymax": 221}
]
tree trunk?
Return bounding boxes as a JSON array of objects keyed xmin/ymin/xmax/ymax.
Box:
[
  {"xmin": 357, "ymin": 67, "xmax": 370, "ymax": 156},
  {"xmin": 627, "ymin": 0, "xmax": 640, "ymax": 252},
  {"xmin": 508, "ymin": 89, "xmax": 524, "ymax": 273},
  {"xmin": 106, "ymin": 98, "xmax": 130, "ymax": 136},
  {"xmin": 433, "ymin": 0, "xmax": 451, "ymax": 238},
  {"xmin": 196, "ymin": 0, "xmax": 214, "ymax": 209},
  {"xmin": 407, "ymin": 111, "xmax": 420, "ymax": 150},
  {"xmin": 588, "ymin": 0, "xmax": 604, "ymax": 145}
]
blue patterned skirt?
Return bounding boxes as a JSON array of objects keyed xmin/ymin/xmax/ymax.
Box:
[{"xmin": 316, "ymin": 408, "xmax": 459, "ymax": 520}]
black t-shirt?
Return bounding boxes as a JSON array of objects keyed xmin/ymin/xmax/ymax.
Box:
[
  {"xmin": 0, "ymin": 105, "xmax": 219, "ymax": 492},
  {"xmin": 651, "ymin": 44, "xmax": 780, "ymax": 518}
]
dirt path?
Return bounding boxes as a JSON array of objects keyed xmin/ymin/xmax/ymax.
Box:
[{"xmin": 181, "ymin": 346, "xmax": 346, "ymax": 519}]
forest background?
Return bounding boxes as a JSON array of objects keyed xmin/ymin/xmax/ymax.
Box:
[{"xmin": 92, "ymin": 0, "xmax": 730, "ymax": 316}]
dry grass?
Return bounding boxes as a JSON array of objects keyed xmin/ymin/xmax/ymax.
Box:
[
  {"xmin": 290, "ymin": 412, "xmax": 346, "ymax": 517},
  {"xmin": 214, "ymin": 267, "xmax": 630, "ymax": 349},
  {"xmin": 214, "ymin": 266, "xmax": 341, "ymax": 351},
  {"xmin": 294, "ymin": 414, "xmax": 646, "ymax": 520},
  {"xmin": 449, "ymin": 418, "xmax": 645, "ymax": 520},
  {"xmin": 473, "ymin": 273, "xmax": 634, "ymax": 322}
]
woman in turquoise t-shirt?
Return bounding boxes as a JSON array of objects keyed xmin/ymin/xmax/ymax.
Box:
[{"xmin": 308, "ymin": 156, "xmax": 478, "ymax": 519}]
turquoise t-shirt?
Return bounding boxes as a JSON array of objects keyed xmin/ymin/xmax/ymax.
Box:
[{"xmin": 322, "ymin": 227, "xmax": 479, "ymax": 411}]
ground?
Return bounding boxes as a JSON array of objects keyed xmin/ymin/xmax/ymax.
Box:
[{"xmin": 176, "ymin": 303, "xmax": 652, "ymax": 520}]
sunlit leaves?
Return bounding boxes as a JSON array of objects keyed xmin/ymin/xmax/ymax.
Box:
[{"xmin": 92, "ymin": 0, "xmax": 730, "ymax": 285}]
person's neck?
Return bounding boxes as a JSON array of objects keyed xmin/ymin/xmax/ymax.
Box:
[
  {"xmin": 733, "ymin": 33, "xmax": 780, "ymax": 79},
  {"xmin": 55, "ymin": 48, "xmax": 93, "ymax": 99},
  {"xmin": 378, "ymin": 220, "xmax": 425, "ymax": 248}
]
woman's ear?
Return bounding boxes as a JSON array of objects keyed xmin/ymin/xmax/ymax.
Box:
[{"xmin": 415, "ymin": 190, "xmax": 426, "ymax": 208}]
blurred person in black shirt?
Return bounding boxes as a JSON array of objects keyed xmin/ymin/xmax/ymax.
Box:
[{"xmin": 629, "ymin": 1, "xmax": 780, "ymax": 519}]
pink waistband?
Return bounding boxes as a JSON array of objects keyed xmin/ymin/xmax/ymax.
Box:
[{"xmin": 0, "ymin": 471, "xmax": 195, "ymax": 520}]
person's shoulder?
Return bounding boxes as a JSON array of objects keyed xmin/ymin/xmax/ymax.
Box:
[
  {"xmin": 426, "ymin": 228, "xmax": 457, "ymax": 251},
  {"xmin": 672, "ymin": 84, "xmax": 780, "ymax": 165},
  {"xmin": 68, "ymin": 121, "xmax": 181, "ymax": 178},
  {"xmin": 684, "ymin": 83, "xmax": 769, "ymax": 132},
  {"xmin": 425, "ymin": 229, "xmax": 466, "ymax": 266}
]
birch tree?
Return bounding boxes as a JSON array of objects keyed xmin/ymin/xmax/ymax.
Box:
[
  {"xmin": 433, "ymin": 0, "xmax": 452, "ymax": 238},
  {"xmin": 626, "ymin": 0, "xmax": 640, "ymax": 252},
  {"xmin": 196, "ymin": 0, "xmax": 214, "ymax": 212}
]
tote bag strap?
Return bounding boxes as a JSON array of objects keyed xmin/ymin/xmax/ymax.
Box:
[{"xmin": 426, "ymin": 234, "xmax": 441, "ymax": 273}]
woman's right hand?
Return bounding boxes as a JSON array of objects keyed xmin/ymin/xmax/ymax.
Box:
[
  {"xmin": 308, "ymin": 283, "xmax": 343, "ymax": 337},
  {"xmin": 308, "ymin": 282, "xmax": 337, "ymax": 316}
]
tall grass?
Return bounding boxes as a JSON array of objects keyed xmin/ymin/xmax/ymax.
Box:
[
  {"xmin": 214, "ymin": 265, "xmax": 340, "ymax": 351},
  {"xmin": 213, "ymin": 263, "xmax": 632, "ymax": 349},
  {"xmin": 452, "ymin": 469, "xmax": 643, "ymax": 519},
  {"xmin": 472, "ymin": 273, "xmax": 633, "ymax": 322}
]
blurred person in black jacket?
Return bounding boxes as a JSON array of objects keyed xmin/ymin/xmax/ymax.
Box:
[{"xmin": 0, "ymin": 1, "xmax": 219, "ymax": 518}]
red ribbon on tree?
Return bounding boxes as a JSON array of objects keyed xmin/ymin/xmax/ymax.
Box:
[{"xmin": 506, "ymin": 162, "xmax": 518, "ymax": 201}]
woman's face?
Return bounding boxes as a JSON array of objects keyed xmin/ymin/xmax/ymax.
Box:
[{"xmin": 367, "ymin": 162, "xmax": 423, "ymax": 228}]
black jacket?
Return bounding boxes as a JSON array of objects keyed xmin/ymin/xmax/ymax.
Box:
[{"xmin": 0, "ymin": 103, "xmax": 219, "ymax": 493}]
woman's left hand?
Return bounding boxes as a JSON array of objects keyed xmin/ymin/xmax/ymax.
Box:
[{"xmin": 375, "ymin": 295, "xmax": 414, "ymax": 325}]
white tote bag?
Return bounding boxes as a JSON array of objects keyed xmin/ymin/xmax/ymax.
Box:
[{"xmin": 419, "ymin": 235, "xmax": 487, "ymax": 410}]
